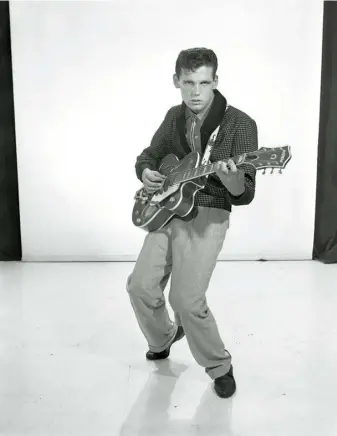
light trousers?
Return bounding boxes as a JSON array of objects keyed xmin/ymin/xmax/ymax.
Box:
[{"xmin": 126, "ymin": 206, "xmax": 232, "ymax": 380}]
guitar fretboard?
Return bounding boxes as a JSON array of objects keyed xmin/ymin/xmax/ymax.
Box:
[{"xmin": 168, "ymin": 156, "xmax": 241, "ymax": 185}]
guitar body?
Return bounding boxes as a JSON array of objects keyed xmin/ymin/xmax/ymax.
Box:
[{"xmin": 132, "ymin": 151, "xmax": 206, "ymax": 232}]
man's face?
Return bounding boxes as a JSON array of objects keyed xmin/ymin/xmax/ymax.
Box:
[{"xmin": 173, "ymin": 65, "xmax": 218, "ymax": 113}]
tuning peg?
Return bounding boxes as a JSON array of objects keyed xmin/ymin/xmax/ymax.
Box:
[
  {"xmin": 262, "ymin": 169, "xmax": 266, "ymax": 175},
  {"xmin": 279, "ymin": 169, "xmax": 282, "ymax": 174},
  {"xmin": 270, "ymin": 168, "xmax": 274, "ymax": 174}
]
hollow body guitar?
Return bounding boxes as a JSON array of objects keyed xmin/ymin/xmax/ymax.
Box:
[{"xmin": 132, "ymin": 146, "xmax": 292, "ymax": 233}]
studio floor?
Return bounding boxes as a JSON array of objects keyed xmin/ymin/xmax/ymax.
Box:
[{"xmin": 0, "ymin": 260, "xmax": 337, "ymax": 436}]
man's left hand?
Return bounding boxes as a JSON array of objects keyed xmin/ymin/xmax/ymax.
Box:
[{"xmin": 214, "ymin": 159, "xmax": 245, "ymax": 196}]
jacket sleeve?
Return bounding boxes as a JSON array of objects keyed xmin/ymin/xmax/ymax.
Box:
[
  {"xmin": 135, "ymin": 108, "xmax": 174, "ymax": 182},
  {"xmin": 228, "ymin": 117, "xmax": 258, "ymax": 206}
]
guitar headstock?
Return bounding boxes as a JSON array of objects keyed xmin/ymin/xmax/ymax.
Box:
[{"xmin": 237, "ymin": 146, "xmax": 292, "ymax": 174}]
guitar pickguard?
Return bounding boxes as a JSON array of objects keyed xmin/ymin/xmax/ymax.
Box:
[{"xmin": 150, "ymin": 184, "xmax": 180, "ymax": 204}]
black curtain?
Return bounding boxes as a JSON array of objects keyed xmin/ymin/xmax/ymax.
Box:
[
  {"xmin": 313, "ymin": 1, "xmax": 337, "ymax": 264},
  {"xmin": 0, "ymin": 2, "xmax": 22, "ymax": 261}
]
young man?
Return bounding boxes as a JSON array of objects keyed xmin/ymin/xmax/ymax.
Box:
[{"xmin": 127, "ymin": 48, "xmax": 258, "ymax": 398}]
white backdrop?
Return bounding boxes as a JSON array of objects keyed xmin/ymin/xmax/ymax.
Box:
[{"xmin": 10, "ymin": 0, "xmax": 323, "ymax": 261}]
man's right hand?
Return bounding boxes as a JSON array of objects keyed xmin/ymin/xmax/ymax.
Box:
[{"xmin": 142, "ymin": 168, "xmax": 166, "ymax": 194}]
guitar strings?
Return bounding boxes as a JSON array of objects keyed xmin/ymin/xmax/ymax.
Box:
[{"xmin": 167, "ymin": 162, "xmax": 218, "ymax": 186}]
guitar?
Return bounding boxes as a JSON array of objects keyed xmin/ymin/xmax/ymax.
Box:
[{"xmin": 132, "ymin": 146, "xmax": 292, "ymax": 232}]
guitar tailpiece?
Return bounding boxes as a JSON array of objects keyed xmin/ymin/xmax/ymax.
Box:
[{"xmin": 134, "ymin": 188, "xmax": 150, "ymax": 201}]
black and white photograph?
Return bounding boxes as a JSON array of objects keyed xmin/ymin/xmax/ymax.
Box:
[{"xmin": 1, "ymin": 0, "xmax": 336, "ymax": 435}]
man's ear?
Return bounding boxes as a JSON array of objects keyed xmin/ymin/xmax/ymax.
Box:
[
  {"xmin": 173, "ymin": 74, "xmax": 180, "ymax": 89},
  {"xmin": 213, "ymin": 75, "xmax": 219, "ymax": 89}
]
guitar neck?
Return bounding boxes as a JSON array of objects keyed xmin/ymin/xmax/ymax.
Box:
[
  {"xmin": 167, "ymin": 146, "xmax": 291, "ymax": 185},
  {"xmin": 169, "ymin": 155, "xmax": 243, "ymax": 185}
]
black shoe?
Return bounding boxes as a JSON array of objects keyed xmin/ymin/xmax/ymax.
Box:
[
  {"xmin": 214, "ymin": 365, "xmax": 236, "ymax": 398},
  {"xmin": 146, "ymin": 326, "xmax": 185, "ymax": 361}
]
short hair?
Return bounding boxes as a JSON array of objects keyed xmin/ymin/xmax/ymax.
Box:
[{"xmin": 175, "ymin": 47, "xmax": 218, "ymax": 78}]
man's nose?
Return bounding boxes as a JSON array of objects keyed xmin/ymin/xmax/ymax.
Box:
[{"xmin": 191, "ymin": 85, "xmax": 201, "ymax": 96}]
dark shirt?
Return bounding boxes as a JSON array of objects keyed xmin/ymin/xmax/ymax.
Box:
[{"xmin": 185, "ymin": 94, "xmax": 214, "ymax": 154}]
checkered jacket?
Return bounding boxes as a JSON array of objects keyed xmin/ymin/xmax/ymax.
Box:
[{"xmin": 135, "ymin": 89, "xmax": 258, "ymax": 212}]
